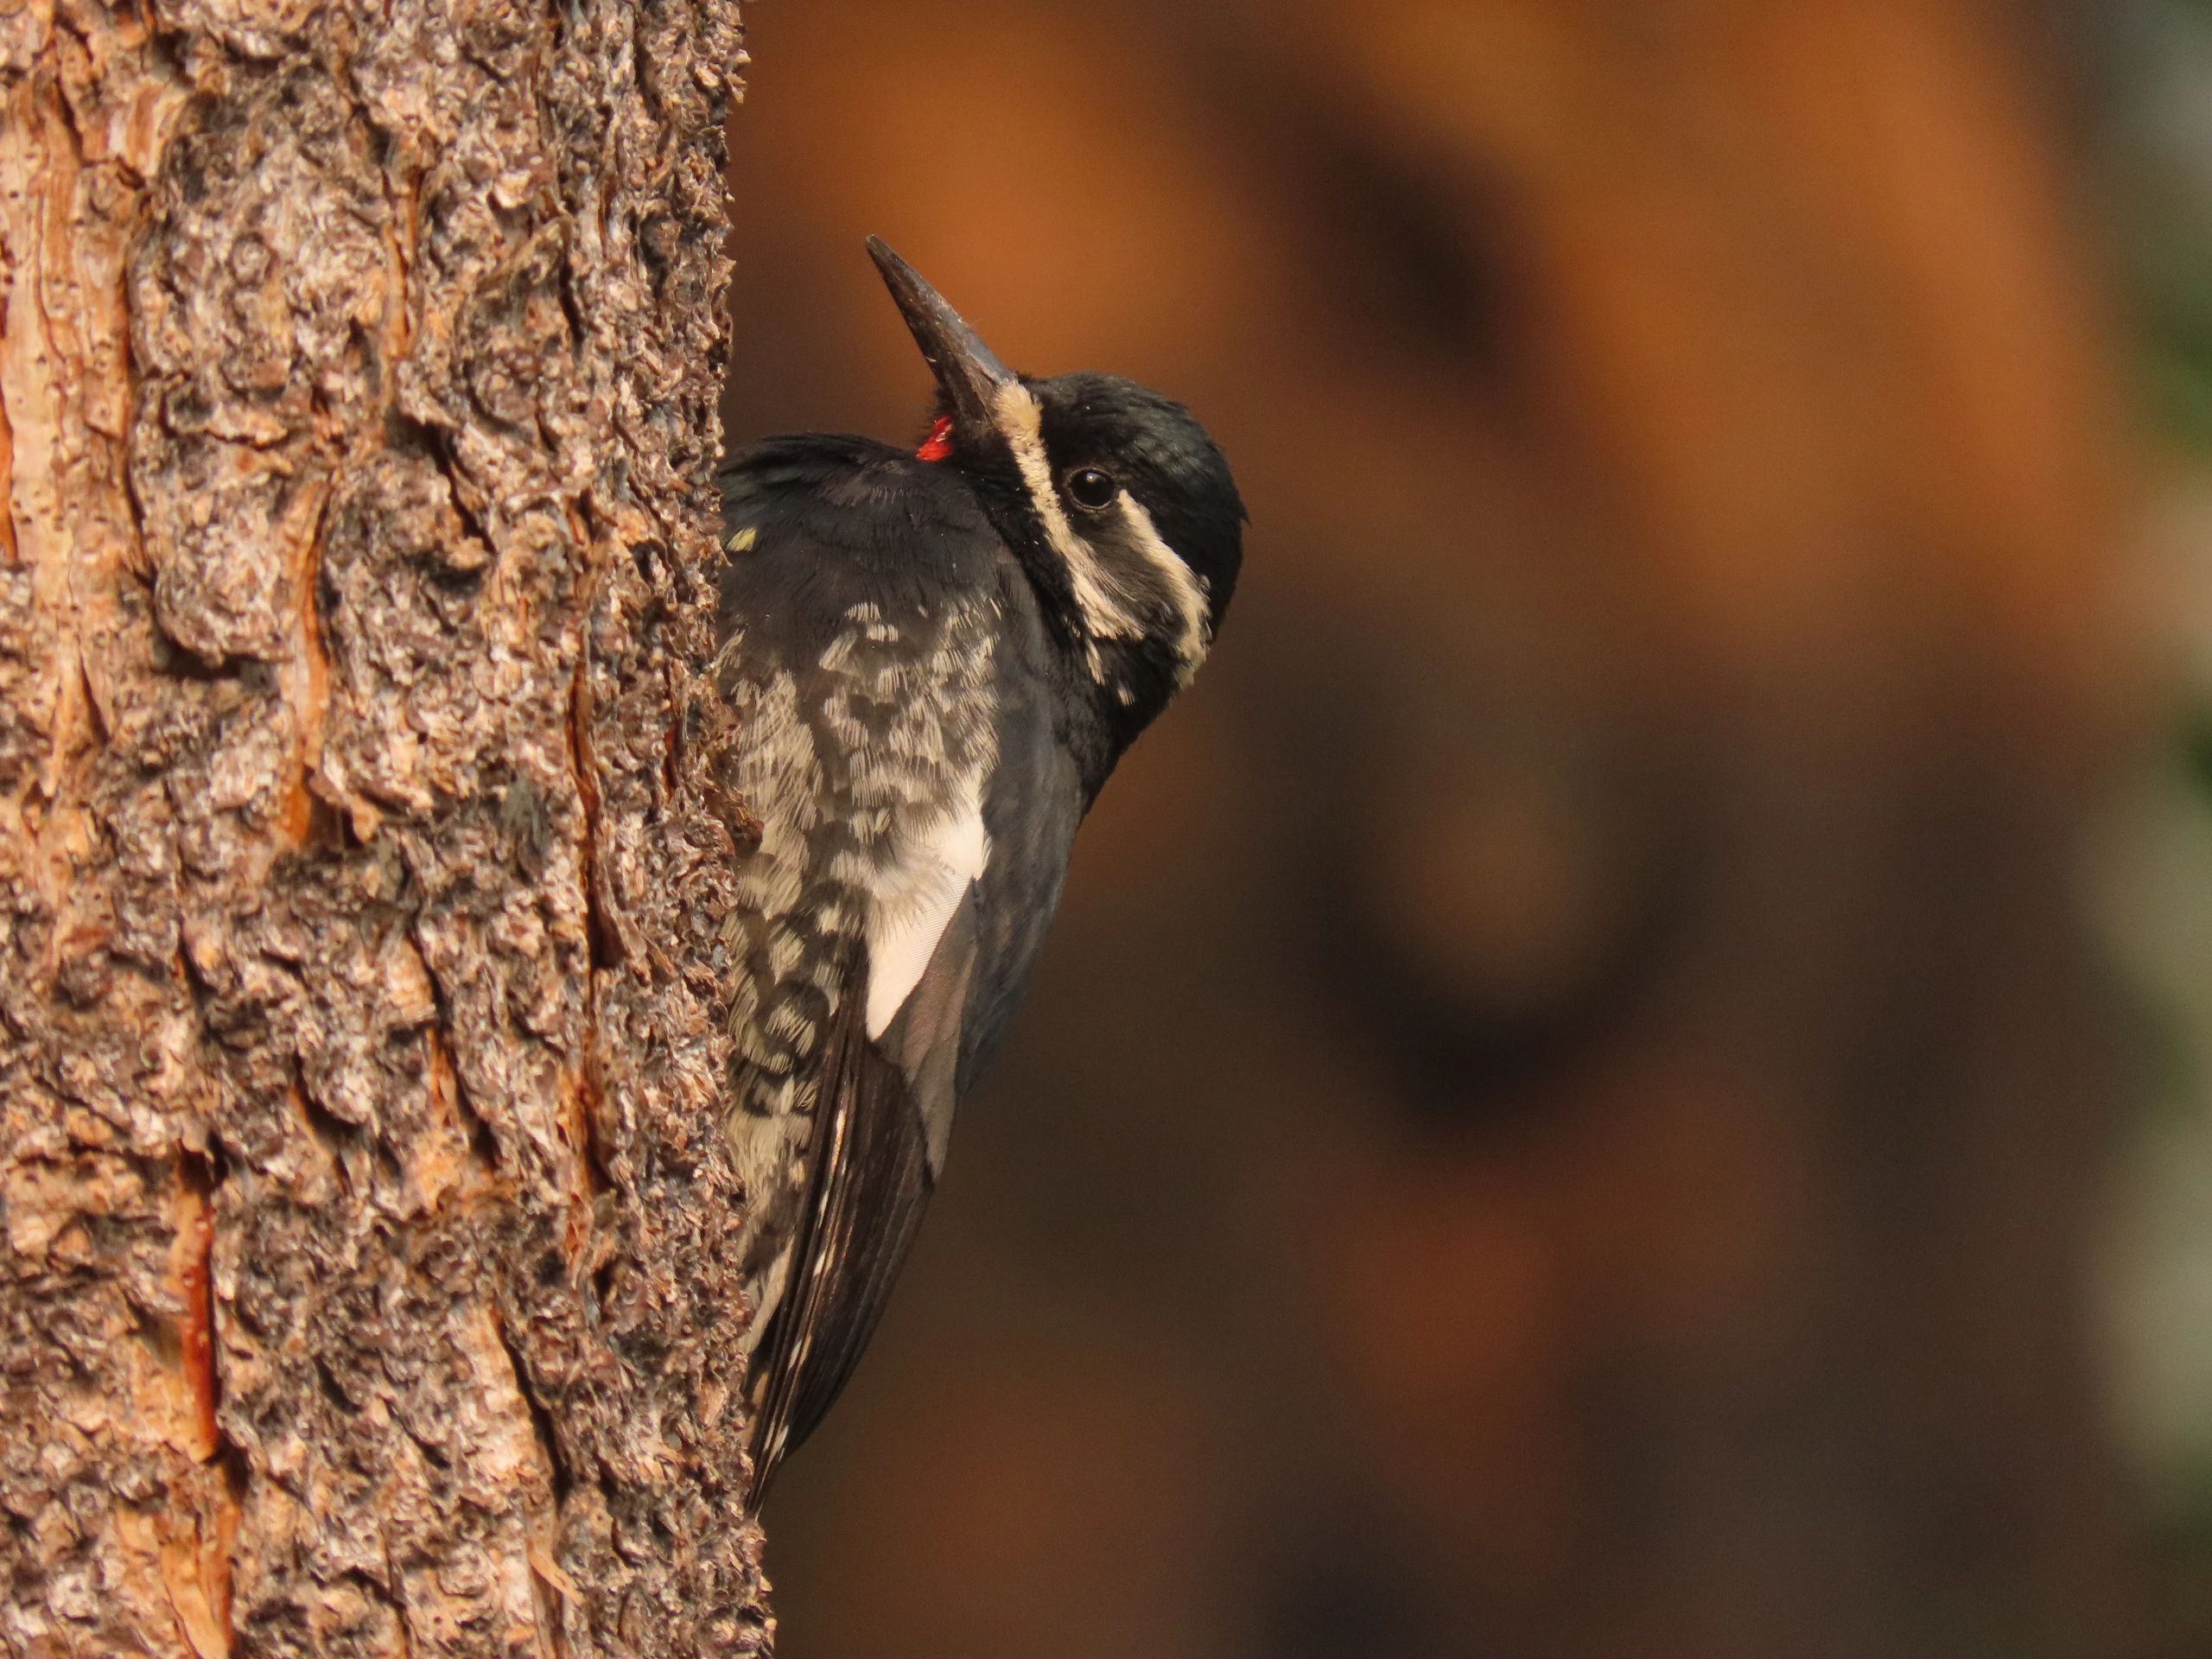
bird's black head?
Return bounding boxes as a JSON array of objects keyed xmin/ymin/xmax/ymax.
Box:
[{"xmin": 868, "ymin": 238, "xmax": 1245, "ymax": 732}]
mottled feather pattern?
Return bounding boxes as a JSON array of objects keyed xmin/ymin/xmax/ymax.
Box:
[
  {"xmin": 712, "ymin": 579, "xmax": 999, "ymax": 1320},
  {"xmin": 709, "ymin": 298, "xmax": 1244, "ymax": 1503}
]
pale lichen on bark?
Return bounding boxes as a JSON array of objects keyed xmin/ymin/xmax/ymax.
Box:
[{"xmin": 0, "ymin": 0, "xmax": 763, "ymax": 1651}]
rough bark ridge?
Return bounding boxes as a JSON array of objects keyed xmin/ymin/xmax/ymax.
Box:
[{"xmin": 0, "ymin": 0, "xmax": 766, "ymax": 1651}]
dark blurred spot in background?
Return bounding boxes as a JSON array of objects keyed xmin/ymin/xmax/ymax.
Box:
[{"xmin": 721, "ymin": 3, "xmax": 2212, "ymax": 1653}]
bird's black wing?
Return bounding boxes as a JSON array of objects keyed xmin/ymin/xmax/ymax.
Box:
[
  {"xmin": 738, "ymin": 733, "xmax": 1077, "ymax": 1509},
  {"xmin": 743, "ymin": 903, "xmax": 978, "ymax": 1509},
  {"xmin": 724, "ymin": 442, "xmax": 1082, "ymax": 1508}
]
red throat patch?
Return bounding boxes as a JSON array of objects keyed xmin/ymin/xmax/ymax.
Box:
[{"xmin": 916, "ymin": 416, "xmax": 954, "ymax": 463}]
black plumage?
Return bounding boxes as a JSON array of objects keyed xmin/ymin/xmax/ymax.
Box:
[{"xmin": 715, "ymin": 240, "xmax": 1244, "ymax": 1507}]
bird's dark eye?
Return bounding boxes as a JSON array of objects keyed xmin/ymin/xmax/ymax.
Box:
[{"xmin": 1065, "ymin": 467, "xmax": 1118, "ymax": 511}]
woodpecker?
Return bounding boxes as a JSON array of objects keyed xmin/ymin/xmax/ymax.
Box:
[{"xmin": 715, "ymin": 238, "xmax": 1245, "ymax": 1506}]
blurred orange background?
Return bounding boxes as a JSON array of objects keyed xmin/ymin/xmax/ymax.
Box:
[{"xmin": 720, "ymin": 3, "xmax": 2212, "ymax": 1652}]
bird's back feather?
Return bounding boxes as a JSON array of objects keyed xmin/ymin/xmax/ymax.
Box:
[{"xmin": 716, "ymin": 438, "xmax": 1084, "ymax": 1506}]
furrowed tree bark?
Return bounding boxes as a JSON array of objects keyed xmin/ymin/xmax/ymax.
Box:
[{"xmin": 0, "ymin": 0, "xmax": 768, "ymax": 1652}]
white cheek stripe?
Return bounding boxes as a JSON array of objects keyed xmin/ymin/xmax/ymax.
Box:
[
  {"xmin": 994, "ymin": 381, "xmax": 1144, "ymax": 660},
  {"xmin": 1116, "ymin": 493, "xmax": 1211, "ymax": 687}
]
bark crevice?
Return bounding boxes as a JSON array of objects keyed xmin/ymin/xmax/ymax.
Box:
[{"xmin": 1, "ymin": 0, "xmax": 766, "ymax": 1649}]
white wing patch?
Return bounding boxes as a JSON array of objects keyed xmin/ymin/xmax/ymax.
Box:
[{"xmin": 864, "ymin": 769, "xmax": 990, "ymax": 1038}]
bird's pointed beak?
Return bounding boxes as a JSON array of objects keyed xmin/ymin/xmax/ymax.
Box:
[{"xmin": 868, "ymin": 236, "xmax": 1018, "ymax": 448}]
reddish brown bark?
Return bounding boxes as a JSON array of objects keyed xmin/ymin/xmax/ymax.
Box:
[{"xmin": 0, "ymin": 0, "xmax": 767, "ymax": 1651}]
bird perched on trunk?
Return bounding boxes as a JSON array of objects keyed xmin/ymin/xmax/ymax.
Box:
[{"xmin": 716, "ymin": 238, "xmax": 1245, "ymax": 1506}]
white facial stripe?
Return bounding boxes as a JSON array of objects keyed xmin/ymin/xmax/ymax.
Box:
[
  {"xmin": 993, "ymin": 382, "xmax": 1144, "ymax": 659},
  {"xmin": 1116, "ymin": 493, "xmax": 1211, "ymax": 686}
]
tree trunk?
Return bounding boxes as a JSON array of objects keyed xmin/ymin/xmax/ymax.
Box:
[{"xmin": 0, "ymin": 0, "xmax": 766, "ymax": 1650}]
